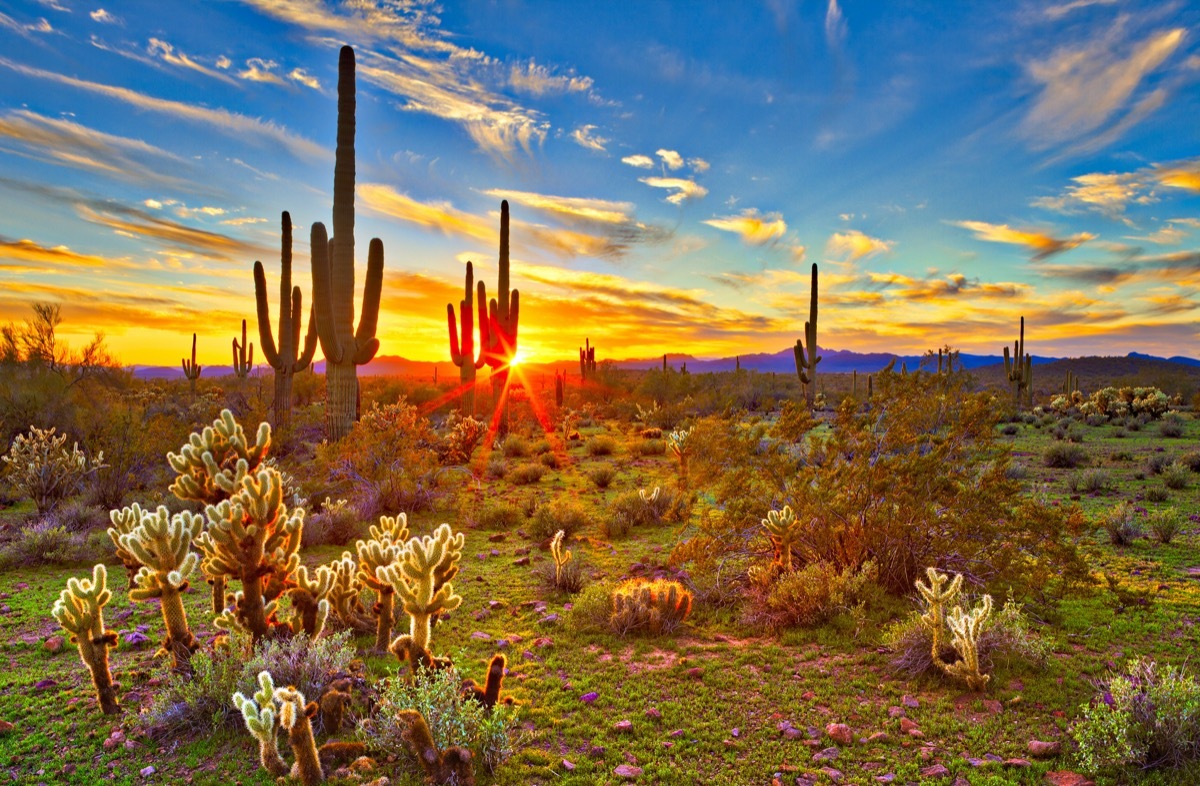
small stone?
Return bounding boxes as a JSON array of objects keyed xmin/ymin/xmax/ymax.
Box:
[
  {"xmin": 899, "ymin": 718, "xmax": 919, "ymax": 734},
  {"xmin": 1044, "ymin": 771, "xmax": 1096, "ymax": 786},
  {"xmin": 614, "ymin": 764, "xmax": 642, "ymax": 778},
  {"xmin": 521, "ymin": 649, "xmax": 538, "ymax": 661},
  {"xmin": 513, "ymin": 556, "xmax": 530, "ymax": 566},
  {"xmin": 487, "ymin": 533, "xmax": 506, "ymax": 542},
  {"xmin": 866, "ymin": 732, "xmax": 888, "ymax": 743},
  {"xmin": 919, "ymin": 764, "xmax": 949, "ymax": 778},
  {"xmin": 614, "ymin": 720, "xmax": 633, "ymax": 732},
  {"xmin": 782, "ymin": 727, "xmax": 806, "ymax": 740},
  {"xmin": 494, "ymin": 638, "xmax": 509, "ymax": 649},
  {"xmin": 825, "ymin": 723, "xmax": 853, "ymax": 746},
  {"xmin": 470, "ymin": 631, "xmax": 491, "ymax": 641},
  {"xmin": 561, "ymin": 759, "xmax": 575, "ymax": 772},
  {"xmin": 1004, "ymin": 758, "xmax": 1031, "ymax": 767},
  {"xmin": 686, "ymin": 667, "xmax": 703, "ymax": 679},
  {"xmin": 952, "ymin": 778, "xmax": 970, "ymax": 786},
  {"xmin": 539, "ymin": 613, "xmax": 559, "ymax": 624},
  {"xmin": 123, "ymin": 631, "xmax": 151, "ymax": 646},
  {"xmin": 731, "ymin": 727, "xmax": 740, "ymax": 738},
  {"xmin": 645, "ymin": 707, "xmax": 661, "ymax": 720},
  {"xmin": 812, "ymin": 747, "xmax": 839, "ymax": 763},
  {"xmin": 588, "ymin": 745, "xmax": 606, "ymax": 759},
  {"xmin": 140, "ymin": 766, "xmax": 155, "ymax": 777},
  {"xmin": 801, "ymin": 690, "xmax": 816, "ymax": 700},
  {"xmin": 669, "ymin": 729, "xmax": 685, "ymax": 737},
  {"xmin": 966, "ymin": 758, "xmax": 986, "ymax": 767},
  {"xmin": 902, "ymin": 695, "xmax": 920, "ymax": 708},
  {"xmin": 490, "ymin": 549, "xmax": 500, "ymax": 557},
  {"xmin": 487, "ymin": 600, "xmax": 505, "ymax": 609},
  {"xmin": 982, "ymin": 699, "xmax": 1003, "ymax": 713},
  {"xmin": 820, "ymin": 767, "xmax": 844, "ymax": 782},
  {"xmin": 887, "ymin": 706, "xmax": 905, "ymax": 718},
  {"xmin": 1028, "ymin": 740, "xmax": 1061, "ymax": 758},
  {"xmin": 580, "ymin": 691, "xmax": 599, "ymax": 703},
  {"xmin": 0, "ymin": 721, "xmax": 13, "ymax": 735},
  {"xmin": 533, "ymin": 636, "xmax": 553, "ymax": 647},
  {"xmin": 43, "ymin": 636, "xmax": 64, "ymax": 653},
  {"xmin": 875, "ymin": 775, "xmax": 895, "ymax": 783}
]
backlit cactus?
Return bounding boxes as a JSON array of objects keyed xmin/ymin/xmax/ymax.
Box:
[
  {"xmin": 310, "ymin": 46, "xmax": 385, "ymax": 441},
  {"xmin": 610, "ymin": 579, "xmax": 693, "ymax": 635},
  {"xmin": 287, "ymin": 565, "xmax": 333, "ymax": 638},
  {"xmin": 181, "ymin": 332, "xmax": 201, "ymax": 392},
  {"xmin": 51, "ymin": 564, "xmax": 120, "ymax": 714},
  {"xmin": 762, "ymin": 505, "xmax": 803, "ymax": 573},
  {"xmin": 232, "ymin": 318, "xmax": 254, "ymax": 378},
  {"xmin": 327, "ymin": 552, "xmax": 374, "ymax": 633},
  {"xmin": 255, "ymin": 211, "xmax": 319, "ymax": 433},
  {"xmin": 1003, "ymin": 316, "xmax": 1033, "ymax": 409},
  {"xmin": 461, "ymin": 653, "xmax": 507, "ymax": 712},
  {"xmin": 275, "ymin": 685, "xmax": 324, "ymax": 786},
  {"xmin": 378, "ymin": 523, "xmax": 464, "ymax": 669},
  {"xmin": 233, "ymin": 671, "xmax": 289, "ymax": 777},
  {"xmin": 355, "ymin": 514, "xmax": 409, "ymax": 650},
  {"xmin": 448, "ymin": 260, "xmax": 485, "ymax": 415},
  {"xmin": 397, "ymin": 709, "xmax": 475, "ymax": 785},
  {"xmin": 478, "ymin": 200, "xmax": 520, "ymax": 432},
  {"xmin": 107, "ymin": 502, "xmax": 146, "ymax": 588},
  {"xmin": 792, "ymin": 263, "xmax": 821, "ymax": 409},
  {"xmin": 549, "ymin": 529, "xmax": 571, "ymax": 587},
  {"xmin": 580, "ymin": 338, "xmax": 595, "ymax": 380},
  {"xmin": 915, "ymin": 566, "xmax": 994, "ymax": 691},
  {"xmin": 119, "ymin": 505, "xmax": 202, "ymax": 671},
  {"xmin": 667, "ymin": 427, "xmax": 693, "ymax": 484}
]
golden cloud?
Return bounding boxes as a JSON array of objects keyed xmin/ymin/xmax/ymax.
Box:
[
  {"xmin": 826, "ymin": 230, "xmax": 893, "ymax": 261},
  {"xmin": 951, "ymin": 220, "xmax": 1094, "ymax": 259},
  {"xmin": 639, "ymin": 177, "xmax": 708, "ymax": 205},
  {"xmin": 621, "ymin": 154, "xmax": 654, "ymax": 168},
  {"xmin": 703, "ymin": 209, "xmax": 788, "ymax": 245}
]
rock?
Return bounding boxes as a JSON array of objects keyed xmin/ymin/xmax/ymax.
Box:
[
  {"xmin": 899, "ymin": 718, "xmax": 919, "ymax": 734},
  {"xmin": 812, "ymin": 747, "xmax": 839, "ymax": 763},
  {"xmin": 487, "ymin": 533, "xmax": 506, "ymax": 542},
  {"xmin": 645, "ymin": 707, "xmax": 661, "ymax": 720},
  {"xmin": 1044, "ymin": 772, "xmax": 1095, "ymax": 786},
  {"xmin": 1004, "ymin": 758, "xmax": 1031, "ymax": 767},
  {"xmin": 487, "ymin": 600, "xmax": 505, "ymax": 609},
  {"xmin": 614, "ymin": 720, "xmax": 633, "ymax": 732},
  {"xmin": 533, "ymin": 637, "xmax": 553, "ymax": 648},
  {"xmin": 731, "ymin": 727, "xmax": 740, "ymax": 738},
  {"xmin": 953, "ymin": 778, "xmax": 970, "ymax": 786},
  {"xmin": 539, "ymin": 613, "xmax": 560, "ymax": 624},
  {"xmin": 0, "ymin": 721, "xmax": 12, "ymax": 735},
  {"xmin": 1028, "ymin": 740, "xmax": 1061, "ymax": 758},
  {"xmin": 902, "ymin": 694, "xmax": 920, "ymax": 708},
  {"xmin": 562, "ymin": 759, "xmax": 575, "ymax": 772},
  {"xmin": 140, "ymin": 766, "xmax": 155, "ymax": 777},
  {"xmin": 865, "ymin": 732, "xmax": 888, "ymax": 743},
  {"xmin": 495, "ymin": 639, "xmax": 509, "ymax": 649},
  {"xmin": 919, "ymin": 765, "xmax": 949, "ymax": 778},
  {"xmin": 820, "ymin": 767, "xmax": 843, "ymax": 782},
  {"xmin": 686, "ymin": 667, "xmax": 703, "ymax": 679},
  {"xmin": 123, "ymin": 631, "xmax": 151, "ymax": 646},
  {"xmin": 875, "ymin": 775, "xmax": 895, "ymax": 783},
  {"xmin": 887, "ymin": 706, "xmax": 905, "ymax": 718},
  {"xmin": 43, "ymin": 637, "xmax": 64, "ymax": 654},
  {"xmin": 669, "ymin": 729, "xmax": 685, "ymax": 737},
  {"xmin": 825, "ymin": 723, "xmax": 853, "ymax": 745},
  {"xmin": 490, "ymin": 549, "xmax": 500, "ymax": 557},
  {"xmin": 614, "ymin": 764, "xmax": 642, "ymax": 778},
  {"xmin": 801, "ymin": 690, "xmax": 816, "ymax": 700},
  {"xmin": 580, "ymin": 692, "xmax": 598, "ymax": 703},
  {"xmin": 588, "ymin": 745, "xmax": 606, "ymax": 759},
  {"xmin": 470, "ymin": 631, "xmax": 491, "ymax": 641},
  {"xmin": 782, "ymin": 727, "xmax": 806, "ymax": 740},
  {"xmin": 513, "ymin": 556, "xmax": 530, "ymax": 566}
]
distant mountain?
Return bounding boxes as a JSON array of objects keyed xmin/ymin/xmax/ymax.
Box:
[{"xmin": 1126, "ymin": 351, "xmax": 1200, "ymax": 368}]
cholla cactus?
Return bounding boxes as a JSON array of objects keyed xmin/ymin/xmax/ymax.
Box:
[
  {"xmin": 550, "ymin": 529, "xmax": 572, "ymax": 587},
  {"xmin": 233, "ymin": 671, "xmax": 288, "ymax": 777},
  {"xmin": 275, "ymin": 685, "xmax": 324, "ymax": 786},
  {"xmin": 119, "ymin": 505, "xmax": 202, "ymax": 671},
  {"xmin": 762, "ymin": 505, "xmax": 804, "ymax": 573},
  {"xmin": 378, "ymin": 523, "xmax": 464, "ymax": 669},
  {"xmin": 107, "ymin": 502, "xmax": 147, "ymax": 587},
  {"xmin": 168, "ymin": 409, "xmax": 272, "ymax": 615},
  {"xmin": 943, "ymin": 595, "xmax": 993, "ymax": 691},
  {"xmin": 51, "ymin": 564, "xmax": 120, "ymax": 714},
  {"xmin": 915, "ymin": 567, "xmax": 963, "ymax": 664},
  {"xmin": 610, "ymin": 579, "xmax": 693, "ymax": 636},
  {"xmin": 287, "ymin": 565, "xmax": 332, "ymax": 638},
  {"xmin": 327, "ymin": 552, "xmax": 373, "ymax": 632},
  {"xmin": 639, "ymin": 487, "xmax": 660, "ymax": 504},
  {"xmin": 666, "ymin": 427, "xmax": 693, "ymax": 483},
  {"xmin": 198, "ymin": 465, "xmax": 304, "ymax": 642},
  {"xmin": 1, "ymin": 425, "xmax": 103, "ymax": 513},
  {"xmin": 355, "ymin": 514, "xmax": 409, "ymax": 650},
  {"xmin": 397, "ymin": 709, "xmax": 475, "ymax": 785}
]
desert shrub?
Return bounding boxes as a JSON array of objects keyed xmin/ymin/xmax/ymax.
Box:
[
  {"xmin": 302, "ymin": 497, "xmax": 362, "ymax": 547},
  {"xmin": 1100, "ymin": 501, "xmax": 1142, "ymax": 546},
  {"xmin": 1163, "ymin": 462, "xmax": 1190, "ymax": 490},
  {"xmin": 1110, "ymin": 450, "xmax": 1134, "ymax": 462},
  {"xmin": 773, "ymin": 400, "xmax": 816, "ymax": 443},
  {"xmin": 332, "ymin": 400, "xmax": 442, "ymax": 518},
  {"xmin": 1147, "ymin": 453, "xmax": 1172, "ymax": 475},
  {"xmin": 884, "ymin": 593, "xmax": 1051, "ymax": 677},
  {"xmin": 568, "ymin": 582, "xmax": 616, "ymax": 632},
  {"xmin": 1147, "ymin": 509, "xmax": 1184, "ymax": 544},
  {"xmin": 1, "ymin": 425, "xmax": 103, "ymax": 513},
  {"xmin": 608, "ymin": 579, "xmax": 693, "ymax": 635},
  {"xmin": 1004, "ymin": 463, "xmax": 1028, "ymax": 481},
  {"xmin": 588, "ymin": 464, "xmax": 616, "ymax": 489},
  {"xmin": 45, "ymin": 497, "xmax": 109, "ymax": 532},
  {"xmin": 0, "ymin": 521, "xmax": 107, "ymax": 569},
  {"xmin": 608, "ymin": 487, "xmax": 673, "ymax": 530},
  {"xmin": 1085, "ymin": 413, "xmax": 1108, "ymax": 427},
  {"xmin": 532, "ymin": 439, "xmax": 552, "ymax": 455},
  {"xmin": 586, "ymin": 435, "xmax": 617, "ymax": 456},
  {"xmin": 1160, "ymin": 417, "xmax": 1185, "ymax": 438},
  {"xmin": 507, "ymin": 462, "xmax": 545, "ymax": 485},
  {"xmin": 534, "ymin": 548, "xmax": 586, "ymax": 594},
  {"xmin": 1179, "ymin": 451, "xmax": 1200, "ymax": 472},
  {"xmin": 1067, "ymin": 469, "xmax": 1115, "ymax": 494},
  {"xmin": 486, "ymin": 456, "xmax": 506, "ymax": 479},
  {"xmin": 529, "ymin": 497, "xmax": 590, "ymax": 540},
  {"xmin": 600, "ymin": 511, "xmax": 633, "ymax": 539},
  {"xmin": 999, "ymin": 423, "xmax": 1019, "ymax": 436},
  {"xmin": 140, "ymin": 630, "xmax": 355, "ymax": 738},
  {"xmin": 1072, "ymin": 658, "xmax": 1200, "ymax": 771},
  {"xmin": 538, "ymin": 451, "xmax": 561, "ymax": 469},
  {"xmin": 360, "ymin": 665, "xmax": 515, "ymax": 773},
  {"xmin": 469, "ymin": 500, "xmax": 523, "ymax": 531},
  {"xmin": 1112, "ymin": 427, "xmax": 1127, "ymax": 439},
  {"xmin": 1044, "ymin": 443, "xmax": 1087, "ymax": 468},
  {"xmin": 636, "ymin": 439, "xmax": 666, "ymax": 456},
  {"xmin": 501, "ymin": 435, "xmax": 531, "ymax": 458},
  {"xmin": 1066, "ymin": 424, "xmax": 1086, "ymax": 443},
  {"xmin": 439, "ymin": 415, "xmax": 486, "ymax": 465},
  {"xmin": 744, "ymin": 560, "xmax": 881, "ymax": 630},
  {"xmin": 1145, "ymin": 487, "xmax": 1170, "ymax": 503}
]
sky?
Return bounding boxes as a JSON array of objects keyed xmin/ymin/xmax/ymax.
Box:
[{"xmin": 0, "ymin": 0, "xmax": 1197, "ymax": 366}]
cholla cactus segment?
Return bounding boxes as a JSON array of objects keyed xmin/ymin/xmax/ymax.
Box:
[
  {"xmin": 638, "ymin": 487, "xmax": 660, "ymax": 504},
  {"xmin": 550, "ymin": 530, "xmax": 572, "ymax": 586},
  {"xmin": 610, "ymin": 579, "xmax": 693, "ymax": 636},
  {"xmin": 327, "ymin": 552, "xmax": 373, "ymax": 632},
  {"xmin": 51, "ymin": 564, "xmax": 120, "ymax": 714},
  {"xmin": 167, "ymin": 409, "xmax": 271, "ymax": 503},
  {"xmin": 2, "ymin": 425, "xmax": 103, "ymax": 514},
  {"xmin": 288, "ymin": 565, "xmax": 334, "ymax": 638},
  {"xmin": 233, "ymin": 671, "xmax": 289, "ymax": 777},
  {"xmin": 107, "ymin": 502, "xmax": 147, "ymax": 586},
  {"xmin": 356, "ymin": 532, "xmax": 405, "ymax": 650},
  {"xmin": 369, "ymin": 513, "xmax": 410, "ymax": 545},
  {"xmin": 377, "ymin": 523, "xmax": 464, "ymax": 655},
  {"xmin": 761, "ymin": 505, "xmax": 803, "ymax": 572},
  {"xmin": 943, "ymin": 594, "xmax": 993, "ymax": 691},
  {"xmin": 273, "ymin": 685, "xmax": 324, "ymax": 786},
  {"xmin": 666, "ymin": 428, "xmax": 692, "ymax": 459}
]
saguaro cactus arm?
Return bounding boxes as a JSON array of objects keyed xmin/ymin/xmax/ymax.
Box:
[
  {"xmin": 233, "ymin": 319, "xmax": 254, "ymax": 377},
  {"xmin": 182, "ymin": 333, "xmax": 201, "ymax": 380}
]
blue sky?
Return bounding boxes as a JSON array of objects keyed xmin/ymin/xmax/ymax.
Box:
[{"xmin": 0, "ymin": 0, "xmax": 1197, "ymax": 364}]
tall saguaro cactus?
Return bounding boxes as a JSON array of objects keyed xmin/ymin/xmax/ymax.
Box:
[
  {"xmin": 255, "ymin": 211, "xmax": 318, "ymax": 433},
  {"xmin": 478, "ymin": 201, "xmax": 520, "ymax": 431},
  {"xmin": 232, "ymin": 319, "xmax": 254, "ymax": 379},
  {"xmin": 182, "ymin": 333, "xmax": 201, "ymax": 393},
  {"xmin": 1003, "ymin": 316, "xmax": 1033, "ymax": 409},
  {"xmin": 311, "ymin": 46, "xmax": 385, "ymax": 442},
  {"xmin": 448, "ymin": 261, "xmax": 485, "ymax": 415},
  {"xmin": 580, "ymin": 338, "xmax": 596, "ymax": 380},
  {"xmin": 792, "ymin": 263, "xmax": 820, "ymax": 409}
]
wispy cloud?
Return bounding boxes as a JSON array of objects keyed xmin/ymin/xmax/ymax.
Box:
[
  {"xmin": 1034, "ymin": 157, "xmax": 1200, "ymax": 219},
  {"xmin": 0, "ymin": 11, "xmax": 54, "ymax": 37},
  {"xmin": 288, "ymin": 67, "xmax": 320, "ymax": 89},
  {"xmin": 239, "ymin": 57, "xmax": 286, "ymax": 85},
  {"xmin": 951, "ymin": 220, "xmax": 1095, "ymax": 260},
  {"xmin": 826, "ymin": 230, "xmax": 893, "ymax": 262},
  {"xmin": 621, "ymin": 154, "xmax": 654, "ymax": 168},
  {"xmin": 1156, "ymin": 159, "xmax": 1200, "ymax": 192},
  {"xmin": 570, "ymin": 125, "xmax": 608, "ymax": 152},
  {"xmin": 867, "ymin": 271, "xmax": 1029, "ymax": 301},
  {"xmin": 147, "ymin": 38, "xmax": 237, "ymax": 84},
  {"xmin": 89, "ymin": 8, "xmax": 121, "ymax": 25},
  {"xmin": 1021, "ymin": 23, "xmax": 1187, "ymax": 153},
  {"xmin": 703, "ymin": 209, "xmax": 787, "ymax": 245},
  {"xmin": 639, "ymin": 177, "xmax": 708, "ymax": 205},
  {"xmin": 825, "ymin": 0, "xmax": 847, "ymax": 48},
  {"xmin": 509, "ymin": 60, "xmax": 593, "ymax": 96},
  {"xmin": 0, "ymin": 58, "xmax": 328, "ymax": 160},
  {"xmin": 0, "ymin": 235, "xmax": 138, "ymax": 274},
  {"xmin": 482, "ymin": 190, "xmax": 634, "ymax": 225}
]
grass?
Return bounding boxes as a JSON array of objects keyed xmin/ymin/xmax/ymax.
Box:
[{"xmin": 2, "ymin": 407, "xmax": 1200, "ymax": 784}]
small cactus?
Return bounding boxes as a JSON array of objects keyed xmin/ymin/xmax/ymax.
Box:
[
  {"xmin": 610, "ymin": 579, "xmax": 693, "ymax": 635},
  {"xmin": 51, "ymin": 564, "xmax": 120, "ymax": 714},
  {"xmin": 275, "ymin": 685, "xmax": 324, "ymax": 786},
  {"xmin": 761, "ymin": 505, "xmax": 804, "ymax": 573},
  {"xmin": 233, "ymin": 671, "xmax": 289, "ymax": 777},
  {"xmin": 355, "ymin": 514, "xmax": 409, "ymax": 650},
  {"xmin": 915, "ymin": 566, "xmax": 994, "ymax": 691},
  {"xmin": 287, "ymin": 565, "xmax": 333, "ymax": 638},
  {"xmin": 182, "ymin": 332, "xmax": 201, "ymax": 392},
  {"xmin": 378, "ymin": 523, "xmax": 464, "ymax": 669},
  {"xmin": 232, "ymin": 318, "xmax": 254, "ymax": 378},
  {"xmin": 549, "ymin": 530, "xmax": 572, "ymax": 587},
  {"xmin": 461, "ymin": 653, "xmax": 507, "ymax": 712},
  {"xmin": 397, "ymin": 709, "xmax": 475, "ymax": 785}
]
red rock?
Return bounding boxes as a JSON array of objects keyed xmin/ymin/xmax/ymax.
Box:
[
  {"xmin": 982, "ymin": 699, "xmax": 1003, "ymax": 713},
  {"xmin": 819, "ymin": 767, "xmax": 843, "ymax": 782},
  {"xmin": 614, "ymin": 764, "xmax": 642, "ymax": 778},
  {"xmin": 866, "ymin": 732, "xmax": 888, "ymax": 743},
  {"xmin": 1045, "ymin": 772, "xmax": 1095, "ymax": 786},
  {"xmin": 686, "ymin": 667, "xmax": 703, "ymax": 679},
  {"xmin": 899, "ymin": 718, "xmax": 919, "ymax": 734},
  {"xmin": 1004, "ymin": 758, "xmax": 1031, "ymax": 767},
  {"xmin": 561, "ymin": 760, "xmax": 575, "ymax": 772},
  {"xmin": 920, "ymin": 765, "xmax": 950, "ymax": 778},
  {"xmin": 801, "ymin": 690, "xmax": 816, "ymax": 700},
  {"xmin": 1028, "ymin": 740, "xmax": 1061, "ymax": 758},
  {"xmin": 825, "ymin": 723, "xmax": 853, "ymax": 745},
  {"xmin": 0, "ymin": 720, "xmax": 13, "ymax": 734},
  {"xmin": 614, "ymin": 720, "xmax": 633, "ymax": 732},
  {"xmin": 645, "ymin": 707, "xmax": 661, "ymax": 720},
  {"xmin": 902, "ymin": 694, "xmax": 920, "ymax": 708},
  {"xmin": 886, "ymin": 706, "xmax": 905, "ymax": 718}
]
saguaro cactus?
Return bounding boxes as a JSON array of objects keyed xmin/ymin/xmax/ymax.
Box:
[
  {"xmin": 448, "ymin": 261, "xmax": 485, "ymax": 416},
  {"xmin": 182, "ymin": 333, "xmax": 201, "ymax": 393},
  {"xmin": 554, "ymin": 371, "xmax": 564, "ymax": 407},
  {"xmin": 311, "ymin": 46, "xmax": 385, "ymax": 442},
  {"xmin": 51, "ymin": 564, "xmax": 120, "ymax": 714},
  {"xmin": 378, "ymin": 523, "xmax": 464, "ymax": 669},
  {"xmin": 478, "ymin": 201, "xmax": 520, "ymax": 431},
  {"xmin": 255, "ymin": 211, "xmax": 319, "ymax": 433},
  {"xmin": 793, "ymin": 263, "xmax": 820, "ymax": 409},
  {"xmin": 232, "ymin": 319, "xmax": 254, "ymax": 379},
  {"xmin": 580, "ymin": 338, "xmax": 596, "ymax": 380},
  {"xmin": 1003, "ymin": 316, "xmax": 1033, "ymax": 409}
]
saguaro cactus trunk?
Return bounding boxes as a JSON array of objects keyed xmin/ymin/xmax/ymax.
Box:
[
  {"xmin": 478, "ymin": 201, "xmax": 520, "ymax": 434},
  {"xmin": 448, "ymin": 261, "xmax": 485, "ymax": 415},
  {"xmin": 793, "ymin": 263, "xmax": 821, "ymax": 409}
]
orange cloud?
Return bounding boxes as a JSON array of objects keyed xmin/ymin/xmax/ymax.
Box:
[
  {"xmin": 639, "ymin": 177, "xmax": 708, "ymax": 205},
  {"xmin": 951, "ymin": 220, "xmax": 1094, "ymax": 259},
  {"xmin": 826, "ymin": 230, "xmax": 893, "ymax": 262},
  {"xmin": 703, "ymin": 209, "xmax": 788, "ymax": 245}
]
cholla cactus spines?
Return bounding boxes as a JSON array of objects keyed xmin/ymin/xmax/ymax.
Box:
[
  {"xmin": 120, "ymin": 505, "xmax": 203, "ymax": 671},
  {"xmin": 915, "ymin": 566, "xmax": 963, "ymax": 662},
  {"xmin": 448, "ymin": 260, "xmax": 486, "ymax": 416},
  {"xmin": 2, "ymin": 425, "xmax": 103, "ymax": 514},
  {"xmin": 232, "ymin": 319, "xmax": 254, "ymax": 378},
  {"xmin": 274, "ymin": 685, "xmax": 325, "ymax": 786},
  {"xmin": 51, "ymin": 564, "xmax": 120, "ymax": 714},
  {"xmin": 369, "ymin": 513, "xmax": 410, "ymax": 545},
  {"xmin": 233, "ymin": 671, "xmax": 289, "ymax": 777},
  {"xmin": 167, "ymin": 409, "xmax": 271, "ymax": 504},
  {"xmin": 254, "ymin": 211, "xmax": 319, "ymax": 434},
  {"xmin": 198, "ymin": 466, "xmax": 305, "ymax": 642},
  {"xmin": 762, "ymin": 505, "xmax": 803, "ymax": 572},
  {"xmin": 639, "ymin": 487, "xmax": 660, "ymax": 504},
  {"xmin": 355, "ymin": 534, "xmax": 405, "ymax": 650},
  {"xmin": 287, "ymin": 565, "xmax": 333, "ymax": 638},
  {"xmin": 182, "ymin": 332, "xmax": 201, "ymax": 391},
  {"xmin": 378, "ymin": 523, "xmax": 465, "ymax": 660},
  {"xmin": 107, "ymin": 502, "xmax": 147, "ymax": 587},
  {"xmin": 666, "ymin": 427, "xmax": 693, "ymax": 482},
  {"xmin": 610, "ymin": 579, "xmax": 693, "ymax": 636},
  {"xmin": 397, "ymin": 709, "xmax": 476, "ymax": 786},
  {"xmin": 327, "ymin": 552, "xmax": 373, "ymax": 633},
  {"xmin": 942, "ymin": 594, "xmax": 993, "ymax": 692},
  {"xmin": 550, "ymin": 530, "xmax": 571, "ymax": 586}
]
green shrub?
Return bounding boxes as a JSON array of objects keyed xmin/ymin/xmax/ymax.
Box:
[
  {"xmin": 1145, "ymin": 487, "xmax": 1170, "ymax": 503},
  {"xmin": 744, "ymin": 560, "xmax": 880, "ymax": 630},
  {"xmin": 999, "ymin": 423, "xmax": 1019, "ymax": 436},
  {"xmin": 508, "ymin": 462, "xmax": 546, "ymax": 485},
  {"xmin": 1110, "ymin": 450, "xmax": 1134, "ymax": 462},
  {"xmin": 332, "ymin": 400, "xmax": 443, "ymax": 517},
  {"xmin": 1159, "ymin": 415, "xmax": 1185, "ymax": 438},
  {"xmin": 1044, "ymin": 443, "xmax": 1087, "ymax": 468},
  {"xmin": 0, "ymin": 522, "xmax": 107, "ymax": 569},
  {"xmin": 1148, "ymin": 509, "xmax": 1184, "ymax": 544},
  {"xmin": 532, "ymin": 439, "xmax": 552, "ymax": 455},
  {"xmin": 501, "ymin": 436, "xmax": 531, "ymax": 458},
  {"xmin": 586, "ymin": 435, "xmax": 617, "ymax": 456},
  {"xmin": 636, "ymin": 439, "xmax": 666, "ymax": 456},
  {"xmin": 538, "ymin": 451, "xmax": 561, "ymax": 469},
  {"xmin": 47, "ymin": 497, "xmax": 109, "ymax": 532},
  {"xmin": 1180, "ymin": 451, "xmax": 1200, "ymax": 472},
  {"xmin": 1072, "ymin": 658, "xmax": 1200, "ymax": 771},
  {"xmin": 1162, "ymin": 462, "xmax": 1190, "ymax": 490},
  {"xmin": 1067, "ymin": 469, "xmax": 1115, "ymax": 494},
  {"xmin": 469, "ymin": 501, "xmax": 523, "ymax": 531},
  {"xmin": 1147, "ymin": 454, "xmax": 1172, "ymax": 475},
  {"xmin": 600, "ymin": 511, "xmax": 633, "ymax": 539},
  {"xmin": 587, "ymin": 464, "xmax": 616, "ymax": 489},
  {"xmin": 358, "ymin": 665, "xmax": 515, "ymax": 773},
  {"xmin": 302, "ymin": 497, "xmax": 362, "ymax": 546},
  {"xmin": 486, "ymin": 455, "xmax": 506, "ymax": 479},
  {"xmin": 1100, "ymin": 502, "xmax": 1142, "ymax": 546},
  {"xmin": 529, "ymin": 497, "xmax": 591, "ymax": 540},
  {"xmin": 567, "ymin": 582, "xmax": 615, "ymax": 633},
  {"xmin": 535, "ymin": 555, "xmax": 585, "ymax": 594},
  {"xmin": 1, "ymin": 425, "xmax": 103, "ymax": 514}
]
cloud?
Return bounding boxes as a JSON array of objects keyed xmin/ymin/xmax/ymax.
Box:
[
  {"xmin": 951, "ymin": 220, "xmax": 1095, "ymax": 260},
  {"xmin": 688, "ymin": 157, "xmax": 710, "ymax": 173},
  {"xmin": 570, "ymin": 125, "xmax": 608, "ymax": 153},
  {"xmin": 288, "ymin": 67, "xmax": 320, "ymax": 90},
  {"xmin": 216, "ymin": 55, "xmax": 231, "ymax": 69},
  {"xmin": 825, "ymin": 0, "xmax": 847, "ymax": 48},
  {"xmin": 0, "ymin": 110, "xmax": 196, "ymax": 191},
  {"xmin": 621, "ymin": 154, "xmax": 654, "ymax": 169},
  {"xmin": 656, "ymin": 149, "xmax": 684, "ymax": 170},
  {"xmin": 239, "ymin": 57, "xmax": 285, "ymax": 85},
  {"xmin": 0, "ymin": 11, "xmax": 54, "ymax": 36},
  {"xmin": 1043, "ymin": 0, "xmax": 1117, "ymax": 20},
  {"xmin": 220, "ymin": 216, "xmax": 268, "ymax": 226},
  {"xmin": 1032, "ymin": 170, "xmax": 1154, "ymax": 217},
  {"xmin": 703, "ymin": 209, "xmax": 788, "ymax": 246},
  {"xmin": 825, "ymin": 230, "xmax": 893, "ymax": 262},
  {"xmin": 866, "ymin": 271, "xmax": 1030, "ymax": 301},
  {"xmin": 147, "ymin": 38, "xmax": 236, "ymax": 84},
  {"xmin": 1021, "ymin": 24, "xmax": 1187, "ymax": 152},
  {"xmin": 481, "ymin": 190, "xmax": 634, "ymax": 225},
  {"xmin": 89, "ymin": 8, "xmax": 121, "ymax": 24},
  {"xmin": 0, "ymin": 58, "xmax": 328, "ymax": 161},
  {"xmin": 509, "ymin": 60, "xmax": 593, "ymax": 96},
  {"xmin": 0, "ymin": 235, "xmax": 139, "ymax": 274},
  {"xmin": 1126, "ymin": 224, "xmax": 1187, "ymax": 245},
  {"xmin": 1156, "ymin": 159, "xmax": 1200, "ymax": 192},
  {"xmin": 639, "ymin": 177, "xmax": 708, "ymax": 205},
  {"xmin": 38, "ymin": 0, "xmax": 69, "ymax": 11},
  {"xmin": 74, "ymin": 201, "xmax": 267, "ymax": 261}
]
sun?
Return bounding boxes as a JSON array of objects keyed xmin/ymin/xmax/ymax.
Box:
[{"xmin": 510, "ymin": 348, "xmax": 531, "ymax": 366}]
